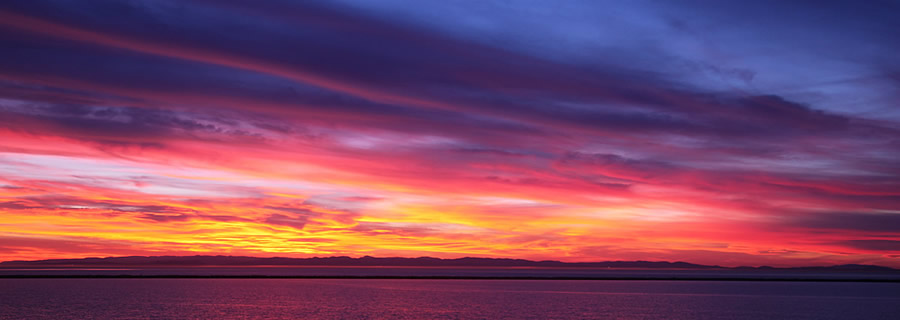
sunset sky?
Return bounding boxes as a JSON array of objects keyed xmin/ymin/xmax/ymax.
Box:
[{"xmin": 0, "ymin": 0, "xmax": 898, "ymax": 267}]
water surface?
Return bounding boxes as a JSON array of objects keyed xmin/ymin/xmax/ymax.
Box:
[{"xmin": 2, "ymin": 279, "xmax": 898, "ymax": 319}]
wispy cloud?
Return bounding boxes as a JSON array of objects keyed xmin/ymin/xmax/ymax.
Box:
[{"xmin": 0, "ymin": 0, "xmax": 897, "ymax": 267}]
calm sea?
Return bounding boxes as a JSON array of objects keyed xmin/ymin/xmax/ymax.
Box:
[{"xmin": 1, "ymin": 279, "xmax": 898, "ymax": 319}]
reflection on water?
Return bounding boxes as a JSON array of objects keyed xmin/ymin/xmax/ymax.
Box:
[{"xmin": 1, "ymin": 279, "xmax": 898, "ymax": 319}]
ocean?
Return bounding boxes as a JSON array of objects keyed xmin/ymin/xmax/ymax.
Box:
[{"xmin": 2, "ymin": 278, "xmax": 898, "ymax": 319}]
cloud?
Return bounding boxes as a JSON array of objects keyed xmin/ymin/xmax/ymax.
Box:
[
  {"xmin": 2, "ymin": 0, "xmax": 889, "ymax": 145},
  {"xmin": 0, "ymin": 0, "xmax": 898, "ymax": 267},
  {"xmin": 289, "ymin": 237, "xmax": 335, "ymax": 243},
  {"xmin": 0, "ymin": 201, "xmax": 40, "ymax": 210},
  {"xmin": 787, "ymin": 212, "xmax": 900, "ymax": 233},
  {"xmin": 264, "ymin": 214, "xmax": 309, "ymax": 230},
  {"xmin": 0, "ymin": 196, "xmax": 197, "ymax": 214},
  {"xmin": 264, "ymin": 206, "xmax": 319, "ymax": 216},
  {"xmin": 139, "ymin": 213, "xmax": 191, "ymax": 223},
  {"xmin": 351, "ymin": 222, "xmax": 439, "ymax": 237},
  {"xmin": 834, "ymin": 240, "xmax": 900, "ymax": 252}
]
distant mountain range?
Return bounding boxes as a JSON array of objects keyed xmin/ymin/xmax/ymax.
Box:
[{"xmin": 1, "ymin": 255, "xmax": 896, "ymax": 272}]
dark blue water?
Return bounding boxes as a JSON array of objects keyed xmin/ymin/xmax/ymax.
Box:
[{"xmin": 1, "ymin": 279, "xmax": 898, "ymax": 319}]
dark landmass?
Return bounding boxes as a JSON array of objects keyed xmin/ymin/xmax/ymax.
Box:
[
  {"xmin": 2, "ymin": 275, "xmax": 898, "ymax": 282},
  {"xmin": 1, "ymin": 255, "xmax": 714, "ymax": 269},
  {"xmin": 1, "ymin": 255, "xmax": 896, "ymax": 272}
]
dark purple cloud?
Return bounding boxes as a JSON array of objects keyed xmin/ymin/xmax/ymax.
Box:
[
  {"xmin": 0, "ymin": 0, "xmax": 897, "ymax": 263},
  {"xmin": 264, "ymin": 214, "xmax": 309, "ymax": 230},
  {"xmin": 1, "ymin": 0, "xmax": 889, "ymax": 145},
  {"xmin": 835, "ymin": 240, "xmax": 900, "ymax": 252},
  {"xmin": 787, "ymin": 212, "xmax": 900, "ymax": 233}
]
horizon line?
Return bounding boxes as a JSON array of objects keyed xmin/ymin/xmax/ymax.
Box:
[{"xmin": 3, "ymin": 254, "xmax": 896, "ymax": 270}]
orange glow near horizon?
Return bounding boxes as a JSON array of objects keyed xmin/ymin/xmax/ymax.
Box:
[
  {"xmin": 1, "ymin": 140, "xmax": 896, "ymax": 267},
  {"xmin": 0, "ymin": 3, "xmax": 898, "ymax": 268}
]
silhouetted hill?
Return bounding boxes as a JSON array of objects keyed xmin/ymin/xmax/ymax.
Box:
[
  {"xmin": 0, "ymin": 255, "xmax": 715, "ymax": 268},
  {"xmin": 1, "ymin": 255, "xmax": 896, "ymax": 272}
]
